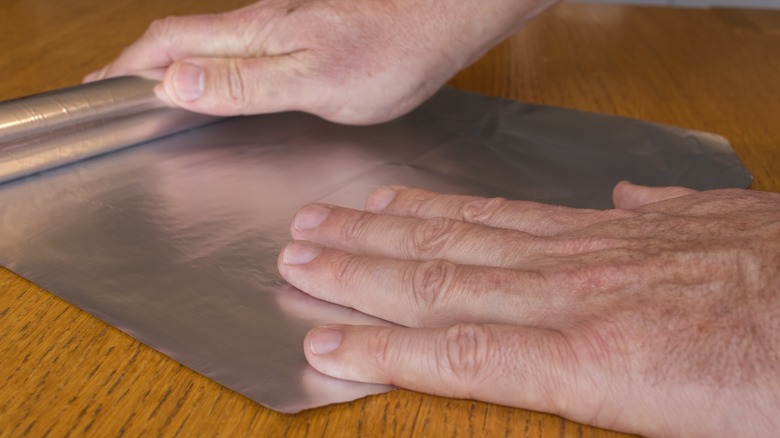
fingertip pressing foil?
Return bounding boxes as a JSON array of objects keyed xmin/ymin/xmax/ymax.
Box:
[
  {"xmin": 0, "ymin": 84, "xmax": 752, "ymax": 412},
  {"xmin": 0, "ymin": 76, "xmax": 215, "ymax": 183}
]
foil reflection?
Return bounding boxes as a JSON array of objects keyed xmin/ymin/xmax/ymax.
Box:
[
  {"xmin": 0, "ymin": 85, "xmax": 751, "ymax": 412},
  {"xmin": 0, "ymin": 77, "xmax": 215, "ymax": 184}
]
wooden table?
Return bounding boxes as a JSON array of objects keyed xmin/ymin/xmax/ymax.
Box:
[{"xmin": 1, "ymin": 1, "xmax": 778, "ymax": 436}]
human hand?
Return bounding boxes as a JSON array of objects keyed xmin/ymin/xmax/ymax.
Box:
[
  {"xmin": 84, "ymin": 0, "xmax": 556, "ymax": 124},
  {"xmin": 278, "ymin": 182, "xmax": 780, "ymax": 437}
]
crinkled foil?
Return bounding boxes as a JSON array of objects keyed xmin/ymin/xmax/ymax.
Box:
[{"xmin": 0, "ymin": 78, "xmax": 751, "ymax": 413}]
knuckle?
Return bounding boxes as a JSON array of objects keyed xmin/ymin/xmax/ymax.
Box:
[
  {"xmin": 408, "ymin": 259, "xmax": 458, "ymax": 317},
  {"xmin": 411, "ymin": 217, "xmax": 459, "ymax": 258},
  {"xmin": 146, "ymin": 16, "xmax": 180, "ymax": 43},
  {"xmin": 144, "ymin": 16, "xmax": 187, "ymax": 49},
  {"xmin": 224, "ymin": 59, "xmax": 249, "ymax": 113},
  {"xmin": 331, "ymin": 252, "xmax": 363, "ymax": 289},
  {"xmin": 337, "ymin": 211, "xmax": 374, "ymax": 243},
  {"xmin": 438, "ymin": 324, "xmax": 492, "ymax": 384},
  {"xmin": 404, "ymin": 190, "xmax": 436, "ymax": 218},
  {"xmin": 231, "ymin": 11, "xmax": 270, "ymax": 50},
  {"xmin": 461, "ymin": 197, "xmax": 509, "ymax": 224},
  {"xmin": 366, "ymin": 327, "xmax": 395, "ymax": 372}
]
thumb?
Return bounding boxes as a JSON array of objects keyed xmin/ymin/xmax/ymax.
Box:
[
  {"xmin": 158, "ymin": 56, "xmax": 315, "ymax": 116},
  {"xmin": 304, "ymin": 324, "xmax": 579, "ymax": 417},
  {"xmin": 612, "ymin": 180, "xmax": 697, "ymax": 210}
]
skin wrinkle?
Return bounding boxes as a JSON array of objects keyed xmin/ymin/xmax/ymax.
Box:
[
  {"xmin": 239, "ymin": 3, "xmax": 302, "ymax": 58},
  {"xmin": 327, "ymin": 251, "xmax": 365, "ymax": 306},
  {"xmin": 366, "ymin": 326, "xmax": 396, "ymax": 380},
  {"xmin": 310, "ymin": 206, "xmax": 561, "ymax": 267},
  {"xmin": 461, "ymin": 196, "xmax": 639, "ymax": 237},
  {"xmin": 641, "ymin": 255, "xmax": 765, "ymax": 388},
  {"xmin": 409, "ymin": 259, "xmax": 458, "ymax": 325},
  {"xmin": 292, "ymin": 186, "xmax": 772, "ymax": 410},
  {"xmin": 420, "ymin": 263, "xmax": 553, "ymax": 327},
  {"xmin": 400, "ymin": 189, "xmax": 772, "ymax": 420},
  {"xmin": 337, "ymin": 209, "xmax": 375, "ymax": 247},
  {"xmin": 286, "ymin": 40, "xmax": 382, "ymax": 119},
  {"xmin": 409, "ymin": 217, "xmax": 454, "ymax": 259},
  {"xmin": 92, "ymin": 0, "xmax": 780, "ymax": 428},
  {"xmin": 225, "ymin": 58, "xmax": 249, "ymax": 113},
  {"xmin": 90, "ymin": 0, "xmax": 562, "ymax": 121},
  {"xmin": 144, "ymin": 18, "xmax": 179, "ymax": 67},
  {"xmin": 483, "ymin": 229, "xmax": 540, "ymax": 267},
  {"xmin": 536, "ymin": 329, "xmax": 583, "ymax": 419},
  {"xmin": 439, "ymin": 324, "xmax": 488, "ymax": 395},
  {"xmin": 434, "ymin": 219, "xmax": 520, "ymax": 265},
  {"xmin": 461, "ymin": 196, "xmax": 509, "ymax": 224},
  {"xmin": 290, "ymin": 2, "xmax": 440, "ymax": 122},
  {"xmin": 405, "ymin": 189, "xmax": 447, "ymax": 219},
  {"xmin": 283, "ymin": 185, "xmax": 780, "ymax": 436},
  {"xmin": 574, "ymin": 327, "xmax": 635, "ymax": 433},
  {"xmin": 457, "ymin": 208, "xmax": 645, "ymax": 267}
]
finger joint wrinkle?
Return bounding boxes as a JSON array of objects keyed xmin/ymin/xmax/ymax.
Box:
[
  {"xmin": 439, "ymin": 324, "xmax": 492, "ymax": 391},
  {"xmin": 409, "ymin": 259, "xmax": 458, "ymax": 318},
  {"xmin": 338, "ymin": 211, "xmax": 374, "ymax": 244},
  {"xmin": 227, "ymin": 59, "xmax": 249, "ymax": 113},
  {"xmin": 411, "ymin": 217, "xmax": 459, "ymax": 259},
  {"xmin": 461, "ymin": 197, "xmax": 508, "ymax": 224}
]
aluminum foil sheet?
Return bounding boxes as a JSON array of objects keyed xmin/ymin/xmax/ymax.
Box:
[{"xmin": 0, "ymin": 79, "xmax": 751, "ymax": 413}]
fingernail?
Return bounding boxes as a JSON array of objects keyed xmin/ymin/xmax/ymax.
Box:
[
  {"xmin": 309, "ymin": 327, "xmax": 343, "ymax": 355},
  {"xmin": 294, "ymin": 205, "xmax": 331, "ymax": 231},
  {"xmin": 172, "ymin": 62, "xmax": 204, "ymax": 102},
  {"xmin": 367, "ymin": 187, "xmax": 396, "ymax": 212},
  {"xmin": 283, "ymin": 241, "xmax": 321, "ymax": 265},
  {"xmin": 83, "ymin": 71, "xmax": 98, "ymax": 83}
]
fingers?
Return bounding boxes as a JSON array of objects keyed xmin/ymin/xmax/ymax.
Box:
[
  {"xmin": 155, "ymin": 55, "xmax": 316, "ymax": 115},
  {"xmin": 86, "ymin": 11, "xmax": 271, "ymax": 81},
  {"xmin": 290, "ymin": 201, "xmax": 635, "ymax": 268},
  {"xmin": 366, "ymin": 187, "xmax": 635, "ymax": 236},
  {"xmin": 82, "ymin": 10, "xmax": 324, "ymax": 116},
  {"xmin": 91, "ymin": 54, "xmax": 320, "ymax": 116},
  {"xmin": 84, "ymin": 67, "xmax": 167, "ymax": 84},
  {"xmin": 278, "ymin": 242, "xmax": 568, "ymax": 328},
  {"xmin": 612, "ymin": 181, "xmax": 697, "ymax": 210},
  {"xmin": 291, "ymin": 204, "xmax": 552, "ymax": 268},
  {"xmin": 303, "ymin": 324, "xmax": 585, "ymax": 421}
]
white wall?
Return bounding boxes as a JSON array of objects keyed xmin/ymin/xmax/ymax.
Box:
[{"xmin": 568, "ymin": 0, "xmax": 780, "ymax": 8}]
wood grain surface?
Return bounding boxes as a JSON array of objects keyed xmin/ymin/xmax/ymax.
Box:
[{"xmin": 1, "ymin": 1, "xmax": 778, "ymax": 436}]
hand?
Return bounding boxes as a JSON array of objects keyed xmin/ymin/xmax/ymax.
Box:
[
  {"xmin": 277, "ymin": 182, "xmax": 780, "ymax": 437},
  {"xmin": 84, "ymin": 0, "xmax": 556, "ymax": 124}
]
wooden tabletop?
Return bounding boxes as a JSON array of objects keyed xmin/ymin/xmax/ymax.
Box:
[{"xmin": 1, "ymin": 1, "xmax": 779, "ymax": 436}]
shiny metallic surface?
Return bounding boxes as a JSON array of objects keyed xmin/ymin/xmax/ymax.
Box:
[
  {"xmin": 0, "ymin": 84, "xmax": 751, "ymax": 412},
  {"xmin": 0, "ymin": 77, "xmax": 215, "ymax": 183}
]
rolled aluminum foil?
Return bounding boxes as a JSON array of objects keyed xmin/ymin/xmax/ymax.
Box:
[
  {"xmin": 0, "ymin": 79, "xmax": 751, "ymax": 412},
  {"xmin": 0, "ymin": 77, "xmax": 215, "ymax": 184}
]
